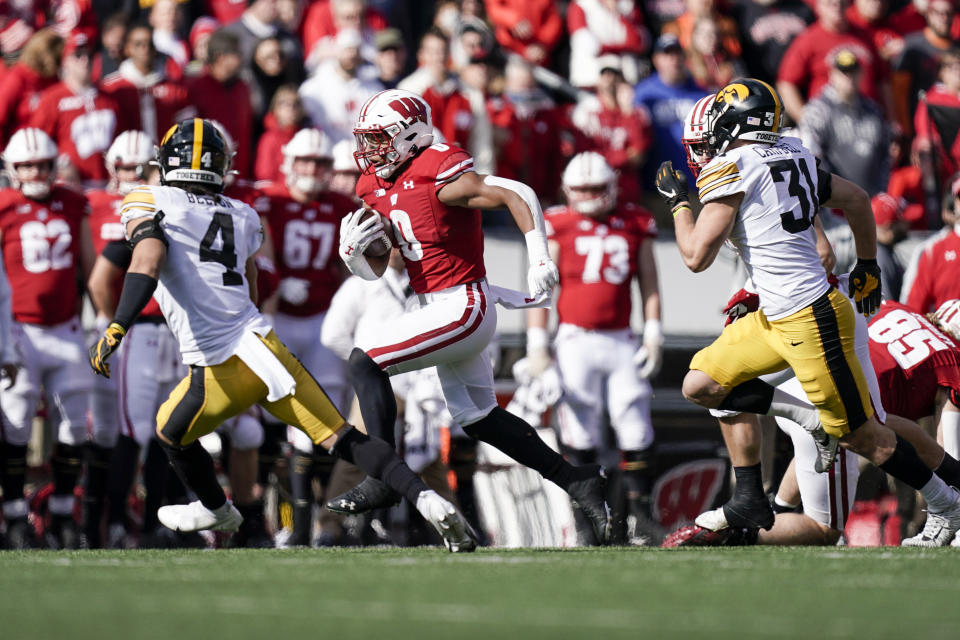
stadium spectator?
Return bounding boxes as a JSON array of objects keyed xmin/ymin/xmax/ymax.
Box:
[
  {"xmin": 571, "ymin": 56, "xmax": 651, "ymax": 205},
  {"xmin": 255, "ymin": 85, "xmax": 304, "ymax": 183},
  {"xmin": 186, "ymin": 16, "xmax": 220, "ymax": 75},
  {"xmin": 457, "ymin": 48, "xmax": 497, "ymax": 173},
  {"xmin": 0, "ymin": 28, "xmax": 62, "ymax": 149},
  {"xmin": 643, "ymin": 0, "xmax": 688, "ymax": 33},
  {"xmin": 149, "ymin": 0, "xmax": 189, "ymax": 75},
  {"xmin": 91, "ymin": 12, "xmax": 126, "ymax": 83},
  {"xmin": 302, "ymin": 0, "xmax": 384, "ymax": 71},
  {"xmin": 633, "ymin": 34, "xmax": 707, "ymax": 188},
  {"xmin": 0, "ymin": 11, "xmax": 34, "ymax": 63},
  {"xmin": 484, "ymin": 0, "xmax": 562, "ymax": 66},
  {"xmin": 276, "ymin": 0, "xmax": 306, "ymax": 34},
  {"xmin": 566, "ymin": 0, "xmax": 649, "ymax": 88},
  {"xmin": 451, "ymin": 17, "xmax": 496, "ymax": 73},
  {"xmin": 221, "ymin": 0, "xmax": 305, "ymax": 80},
  {"xmin": 732, "ymin": 0, "xmax": 814, "ymax": 84},
  {"xmin": 31, "ymin": 31, "xmax": 126, "ymax": 188},
  {"xmin": 206, "ymin": 0, "xmax": 248, "ymax": 25},
  {"xmin": 299, "ymin": 28, "xmax": 383, "ymax": 145},
  {"xmin": 845, "ymin": 0, "xmax": 907, "ymax": 61},
  {"xmin": 372, "ymin": 27, "xmax": 407, "ymax": 90},
  {"xmin": 100, "ymin": 24, "xmax": 196, "ymax": 143},
  {"xmin": 249, "ymin": 35, "xmax": 304, "ymax": 136},
  {"xmin": 330, "ymin": 138, "xmax": 361, "ymax": 199},
  {"xmin": 662, "ymin": 0, "xmax": 742, "ymax": 61},
  {"xmin": 684, "ymin": 15, "xmax": 748, "ymax": 90},
  {"xmin": 799, "ymin": 49, "xmax": 891, "ymax": 197},
  {"xmin": 777, "ymin": 0, "xmax": 887, "ymax": 124},
  {"xmin": 915, "ymin": 50, "xmax": 960, "ymax": 182},
  {"xmin": 887, "ymin": 137, "xmax": 938, "ymax": 230},
  {"xmin": 187, "ymin": 29, "xmax": 254, "ymax": 177},
  {"xmin": 904, "ymin": 175, "xmax": 960, "ymax": 313},
  {"xmin": 892, "ymin": 0, "xmax": 959, "ymax": 135},
  {"xmin": 871, "ymin": 192, "xmax": 908, "ymax": 300}
]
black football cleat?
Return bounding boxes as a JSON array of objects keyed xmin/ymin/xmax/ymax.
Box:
[
  {"xmin": 710, "ymin": 493, "xmax": 775, "ymax": 531},
  {"xmin": 661, "ymin": 524, "xmax": 759, "ymax": 548},
  {"xmin": 4, "ymin": 518, "xmax": 38, "ymax": 550},
  {"xmin": 326, "ymin": 476, "xmax": 401, "ymax": 515},
  {"xmin": 566, "ymin": 465, "xmax": 612, "ymax": 545}
]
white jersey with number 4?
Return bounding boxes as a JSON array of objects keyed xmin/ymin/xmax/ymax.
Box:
[
  {"xmin": 120, "ymin": 185, "xmax": 271, "ymax": 366},
  {"xmin": 696, "ymin": 136, "xmax": 829, "ymax": 320}
]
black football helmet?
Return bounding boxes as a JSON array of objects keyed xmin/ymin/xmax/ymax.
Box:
[
  {"xmin": 705, "ymin": 78, "xmax": 783, "ymax": 156},
  {"xmin": 156, "ymin": 118, "xmax": 230, "ymax": 191}
]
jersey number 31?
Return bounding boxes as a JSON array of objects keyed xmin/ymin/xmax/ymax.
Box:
[{"xmin": 769, "ymin": 158, "xmax": 818, "ymax": 234}]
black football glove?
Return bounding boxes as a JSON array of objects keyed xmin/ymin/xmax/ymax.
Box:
[
  {"xmin": 655, "ymin": 161, "xmax": 689, "ymax": 210},
  {"xmin": 848, "ymin": 258, "xmax": 882, "ymax": 316},
  {"xmin": 89, "ymin": 323, "xmax": 126, "ymax": 378}
]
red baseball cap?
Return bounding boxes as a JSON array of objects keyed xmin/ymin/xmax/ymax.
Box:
[
  {"xmin": 63, "ymin": 31, "xmax": 91, "ymax": 57},
  {"xmin": 871, "ymin": 192, "xmax": 901, "ymax": 226},
  {"xmin": 190, "ymin": 17, "xmax": 220, "ymax": 54}
]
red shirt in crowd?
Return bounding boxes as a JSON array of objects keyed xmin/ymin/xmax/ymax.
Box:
[
  {"xmin": 257, "ymin": 182, "xmax": 350, "ymax": 317},
  {"xmin": 489, "ymin": 96, "xmax": 565, "ymax": 204},
  {"xmin": 0, "ymin": 63, "xmax": 58, "ymax": 149},
  {"xmin": 301, "ymin": 0, "xmax": 388, "ymax": 57},
  {"xmin": 777, "ymin": 22, "xmax": 885, "ymax": 102},
  {"xmin": 205, "ymin": 0, "xmax": 247, "ymax": 25},
  {"xmin": 0, "ymin": 185, "xmax": 88, "ymax": 325},
  {"xmin": 423, "ymin": 84, "xmax": 474, "ymax": 151},
  {"xmin": 100, "ymin": 66, "xmax": 194, "ymax": 143},
  {"xmin": 906, "ymin": 228, "xmax": 960, "ymax": 314},
  {"xmin": 356, "ymin": 144, "xmax": 484, "ymax": 294},
  {"xmin": 914, "ymin": 84, "xmax": 960, "ymax": 182},
  {"xmin": 575, "ymin": 103, "xmax": 651, "ymax": 205},
  {"xmin": 546, "ymin": 202, "xmax": 656, "ymax": 330},
  {"xmin": 567, "ymin": 0, "xmax": 647, "ymax": 56},
  {"xmin": 485, "ymin": 0, "xmax": 564, "ymax": 59},
  {"xmin": 255, "ymin": 113, "xmax": 297, "ymax": 184},
  {"xmin": 187, "ymin": 73, "xmax": 254, "ymax": 178},
  {"xmin": 885, "ymin": 165, "xmax": 929, "ymax": 230},
  {"xmin": 30, "ymin": 83, "xmax": 125, "ymax": 184},
  {"xmin": 868, "ymin": 300, "xmax": 960, "ymax": 420}
]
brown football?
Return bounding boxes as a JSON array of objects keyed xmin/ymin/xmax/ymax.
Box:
[{"xmin": 360, "ymin": 209, "xmax": 394, "ymax": 257}]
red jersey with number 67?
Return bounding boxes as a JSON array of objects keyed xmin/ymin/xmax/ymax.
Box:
[
  {"xmin": 257, "ymin": 182, "xmax": 351, "ymax": 317},
  {"xmin": 0, "ymin": 186, "xmax": 88, "ymax": 325},
  {"xmin": 546, "ymin": 203, "xmax": 657, "ymax": 330},
  {"xmin": 356, "ymin": 144, "xmax": 484, "ymax": 294},
  {"xmin": 867, "ymin": 300, "xmax": 960, "ymax": 420}
]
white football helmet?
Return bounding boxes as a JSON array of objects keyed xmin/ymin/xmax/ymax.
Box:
[
  {"xmin": 282, "ymin": 127, "xmax": 332, "ymax": 196},
  {"xmin": 934, "ymin": 299, "xmax": 960, "ymax": 341},
  {"xmin": 561, "ymin": 151, "xmax": 617, "ymax": 216},
  {"xmin": 4, "ymin": 127, "xmax": 58, "ymax": 200},
  {"xmin": 106, "ymin": 130, "xmax": 153, "ymax": 195},
  {"xmin": 682, "ymin": 94, "xmax": 715, "ymax": 176},
  {"xmin": 354, "ymin": 89, "xmax": 433, "ymax": 179},
  {"xmin": 332, "ymin": 139, "xmax": 357, "ymax": 173}
]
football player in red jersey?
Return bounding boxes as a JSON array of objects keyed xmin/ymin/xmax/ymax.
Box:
[
  {"xmin": 526, "ymin": 152, "xmax": 663, "ymax": 545},
  {"xmin": 256, "ymin": 127, "xmax": 356, "ymax": 545},
  {"xmin": 0, "ymin": 128, "xmax": 95, "ymax": 549},
  {"xmin": 327, "ymin": 89, "xmax": 613, "ymax": 542}
]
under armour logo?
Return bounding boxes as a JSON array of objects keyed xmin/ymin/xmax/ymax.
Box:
[
  {"xmin": 403, "ymin": 180, "xmax": 415, "ymax": 190},
  {"xmin": 946, "ymin": 250, "xmax": 957, "ymax": 262},
  {"xmin": 345, "ymin": 246, "xmax": 354, "ymax": 256}
]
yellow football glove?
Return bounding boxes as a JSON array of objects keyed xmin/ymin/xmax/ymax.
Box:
[{"xmin": 89, "ymin": 322, "xmax": 126, "ymax": 378}]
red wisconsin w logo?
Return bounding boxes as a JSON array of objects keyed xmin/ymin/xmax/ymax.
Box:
[
  {"xmin": 390, "ymin": 97, "xmax": 428, "ymax": 124},
  {"xmin": 651, "ymin": 459, "xmax": 727, "ymax": 529}
]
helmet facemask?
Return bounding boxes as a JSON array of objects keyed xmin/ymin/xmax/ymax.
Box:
[
  {"xmin": 354, "ymin": 124, "xmax": 405, "ymax": 179},
  {"xmin": 563, "ymin": 183, "xmax": 617, "ymax": 217},
  {"xmin": 12, "ymin": 161, "xmax": 55, "ymax": 200}
]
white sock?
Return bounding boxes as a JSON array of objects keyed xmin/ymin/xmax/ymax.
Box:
[
  {"xmin": 775, "ymin": 495, "xmax": 799, "ymax": 509},
  {"xmin": 768, "ymin": 388, "xmax": 820, "ymax": 432},
  {"xmin": 942, "ymin": 410, "xmax": 960, "ymax": 459},
  {"xmin": 920, "ymin": 474, "xmax": 959, "ymax": 513}
]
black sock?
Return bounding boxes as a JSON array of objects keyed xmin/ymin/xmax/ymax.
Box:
[
  {"xmin": 331, "ymin": 428, "xmax": 426, "ymax": 504},
  {"xmin": 83, "ymin": 444, "xmax": 113, "ymax": 541},
  {"xmin": 717, "ymin": 379, "xmax": 775, "ymax": 414},
  {"xmin": 106, "ymin": 436, "xmax": 140, "ymax": 525},
  {"xmin": 732, "ymin": 463, "xmax": 765, "ymax": 501},
  {"xmin": 142, "ymin": 438, "xmax": 169, "ymax": 531},
  {"xmin": 348, "ymin": 348, "xmax": 397, "ymax": 447},
  {"xmin": 290, "ymin": 451, "xmax": 314, "ymax": 544},
  {"xmin": 880, "ymin": 435, "xmax": 934, "ymax": 491},
  {"xmin": 258, "ymin": 422, "xmax": 286, "ymax": 485},
  {"xmin": 621, "ymin": 449, "xmax": 654, "ymax": 518},
  {"xmin": 464, "ymin": 407, "xmax": 581, "ymax": 490},
  {"xmin": 1, "ymin": 443, "xmax": 27, "ymax": 502},
  {"xmin": 934, "ymin": 452, "xmax": 960, "ymax": 488},
  {"xmin": 160, "ymin": 440, "xmax": 227, "ymax": 510},
  {"xmin": 51, "ymin": 443, "xmax": 84, "ymax": 497}
]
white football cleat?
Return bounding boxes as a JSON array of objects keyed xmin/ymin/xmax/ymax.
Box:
[
  {"xmin": 694, "ymin": 507, "xmax": 729, "ymax": 532},
  {"xmin": 902, "ymin": 493, "xmax": 960, "ymax": 547},
  {"xmin": 158, "ymin": 500, "xmax": 243, "ymax": 533},
  {"xmin": 415, "ymin": 490, "xmax": 477, "ymax": 553},
  {"xmin": 952, "ymin": 530, "xmax": 960, "ymax": 548}
]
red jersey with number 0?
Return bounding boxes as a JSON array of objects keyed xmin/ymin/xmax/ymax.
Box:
[
  {"xmin": 867, "ymin": 300, "xmax": 960, "ymax": 420},
  {"xmin": 546, "ymin": 203, "xmax": 656, "ymax": 330},
  {"xmin": 257, "ymin": 182, "xmax": 351, "ymax": 316},
  {"xmin": 355, "ymin": 144, "xmax": 485, "ymax": 294},
  {"xmin": 87, "ymin": 188, "xmax": 163, "ymax": 318},
  {"xmin": 0, "ymin": 186, "xmax": 87, "ymax": 325}
]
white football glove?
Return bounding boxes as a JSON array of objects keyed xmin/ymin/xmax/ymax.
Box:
[
  {"xmin": 633, "ymin": 319, "xmax": 663, "ymax": 380},
  {"xmin": 278, "ymin": 277, "xmax": 310, "ymax": 306},
  {"xmin": 525, "ymin": 229, "xmax": 558, "ymax": 296},
  {"xmin": 338, "ymin": 209, "xmax": 385, "ymax": 281}
]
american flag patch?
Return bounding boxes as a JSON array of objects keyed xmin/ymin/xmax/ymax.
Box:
[
  {"xmin": 168, "ymin": 156, "xmax": 180, "ymax": 166},
  {"xmin": 746, "ymin": 116, "xmax": 760, "ymax": 125}
]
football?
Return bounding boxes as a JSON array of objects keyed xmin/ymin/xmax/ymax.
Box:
[{"xmin": 360, "ymin": 209, "xmax": 393, "ymax": 257}]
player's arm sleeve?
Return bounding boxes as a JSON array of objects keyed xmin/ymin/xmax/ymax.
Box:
[
  {"xmin": 696, "ymin": 157, "xmax": 745, "ymax": 204},
  {"xmin": 320, "ymin": 277, "xmax": 366, "ymax": 360}
]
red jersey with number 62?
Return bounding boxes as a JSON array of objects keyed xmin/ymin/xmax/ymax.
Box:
[
  {"xmin": 0, "ymin": 186, "xmax": 87, "ymax": 325},
  {"xmin": 867, "ymin": 300, "xmax": 960, "ymax": 420},
  {"xmin": 546, "ymin": 203, "xmax": 657, "ymax": 330},
  {"xmin": 257, "ymin": 182, "xmax": 351, "ymax": 317},
  {"xmin": 355, "ymin": 144, "xmax": 484, "ymax": 294}
]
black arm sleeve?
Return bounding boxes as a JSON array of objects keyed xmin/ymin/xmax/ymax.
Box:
[
  {"xmin": 112, "ymin": 273, "xmax": 158, "ymax": 330},
  {"xmin": 817, "ymin": 168, "xmax": 833, "ymax": 205},
  {"xmin": 100, "ymin": 241, "xmax": 133, "ymax": 269}
]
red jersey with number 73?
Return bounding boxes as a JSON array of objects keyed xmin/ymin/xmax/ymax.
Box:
[
  {"xmin": 355, "ymin": 143, "xmax": 485, "ymax": 294},
  {"xmin": 0, "ymin": 186, "xmax": 87, "ymax": 325},
  {"xmin": 867, "ymin": 300, "xmax": 960, "ymax": 420}
]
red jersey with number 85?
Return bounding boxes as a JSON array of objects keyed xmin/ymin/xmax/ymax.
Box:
[
  {"xmin": 867, "ymin": 300, "xmax": 960, "ymax": 420},
  {"xmin": 546, "ymin": 203, "xmax": 657, "ymax": 330},
  {"xmin": 355, "ymin": 144, "xmax": 484, "ymax": 294},
  {"xmin": 0, "ymin": 186, "xmax": 87, "ymax": 325}
]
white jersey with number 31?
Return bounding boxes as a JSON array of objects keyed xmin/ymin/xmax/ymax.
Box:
[
  {"xmin": 696, "ymin": 136, "xmax": 830, "ymax": 320},
  {"xmin": 120, "ymin": 185, "xmax": 271, "ymax": 366}
]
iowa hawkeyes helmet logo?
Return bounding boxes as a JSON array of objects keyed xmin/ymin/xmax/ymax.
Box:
[{"xmin": 718, "ymin": 83, "xmax": 750, "ymax": 104}]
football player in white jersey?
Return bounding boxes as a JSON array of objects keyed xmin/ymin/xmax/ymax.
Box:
[
  {"xmin": 655, "ymin": 79, "xmax": 960, "ymax": 545},
  {"xmin": 87, "ymin": 118, "xmax": 477, "ymax": 551}
]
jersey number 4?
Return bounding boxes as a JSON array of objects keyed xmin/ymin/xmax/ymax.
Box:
[
  {"xmin": 200, "ymin": 212, "xmax": 243, "ymax": 286},
  {"xmin": 768, "ymin": 158, "xmax": 818, "ymax": 233}
]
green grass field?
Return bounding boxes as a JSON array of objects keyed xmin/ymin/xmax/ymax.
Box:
[{"xmin": 2, "ymin": 546, "xmax": 958, "ymax": 640}]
